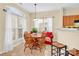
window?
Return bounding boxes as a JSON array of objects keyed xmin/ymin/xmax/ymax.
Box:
[
  {"xmin": 33, "ymin": 17, "xmax": 53, "ymax": 32},
  {"xmin": 34, "ymin": 19, "xmax": 43, "ymax": 32},
  {"xmin": 44, "ymin": 18, "xmax": 53, "ymax": 32}
]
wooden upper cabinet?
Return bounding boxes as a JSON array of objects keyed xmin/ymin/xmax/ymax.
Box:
[
  {"xmin": 63, "ymin": 15, "xmax": 79, "ymax": 28},
  {"xmin": 63, "ymin": 16, "xmax": 73, "ymax": 27},
  {"xmin": 69, "ymin": 16, "xmax": 74, "ymax": 26}
]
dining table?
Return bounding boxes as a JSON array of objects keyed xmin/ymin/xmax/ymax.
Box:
[{"xmin": 31, "ymin": 33, "xmax": 43, "ymax": 47}]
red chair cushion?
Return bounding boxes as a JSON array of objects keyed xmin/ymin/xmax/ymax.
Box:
[
  {"xmin": 45, "ymin": 41, "xmax": 53, "ymax": 45},
  {"xmin": 46, "ymin": 32, "xmax": 54, "ymax": 39}
]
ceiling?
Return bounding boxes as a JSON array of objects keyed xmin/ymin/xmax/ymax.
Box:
[{"xmin": 19, "ymin": 3, "xmax": 79, "ymax": 13}]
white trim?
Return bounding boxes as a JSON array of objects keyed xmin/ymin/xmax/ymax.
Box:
[{"xmin": 4, "ymin": 6, "xmax": 25, "ymax": 17}]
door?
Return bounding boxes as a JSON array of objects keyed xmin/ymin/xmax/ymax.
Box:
[{"xmin": 4, "ymin": 12, "xmax": 14, "ymax": 52}]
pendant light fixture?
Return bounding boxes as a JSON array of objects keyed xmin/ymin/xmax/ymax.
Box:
[{"xmin": 34, "ymin": 3, "xmax": 37, "ymax": 20}]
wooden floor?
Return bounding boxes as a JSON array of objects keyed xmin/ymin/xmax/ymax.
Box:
[{"xmin": 0, "ymin": 43, "xmax": 51, "ymax": 56}]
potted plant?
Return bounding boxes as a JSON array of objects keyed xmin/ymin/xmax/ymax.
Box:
[{"xmin": 32, "ymin": 27, "xmax": 38, "ymax": 33}]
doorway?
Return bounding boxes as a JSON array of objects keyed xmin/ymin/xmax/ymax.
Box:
[{"xmin": 4, "ymin": 7, "xmax": 27, "ymax": 52}]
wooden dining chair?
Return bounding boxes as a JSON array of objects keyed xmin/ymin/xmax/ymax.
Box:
[
  {"xmin": 42, "ymin": 31, "xmax": 54, "ymax": 55},
  {"xmin": 42, "ymin": 31, "xmax": 54, "ymax": 45},
  {"xmin": 24, "ymin": 32, "xmax": 35, "ymax": 53},
  {"xmin": 35, "ymin": 34, "xmax": 46, "ymax": 52}
]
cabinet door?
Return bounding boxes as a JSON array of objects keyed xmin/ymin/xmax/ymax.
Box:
[
  {"xmin": 69, "ymin": 16, "xmax": 74, "ymax": 26},
  {"xmin": 73, "ymin": 15, "xmax": 79, "ymax": 21},
  {"xmin": 63, "ymin": 16, "xmax": 74, "ymax": 27},
  {"xmin": 63, "ymin": 16, "xmax": 70, "ymax": 27}
]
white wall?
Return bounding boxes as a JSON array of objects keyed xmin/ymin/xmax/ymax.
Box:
[
  {"xmin": 57, "ymin": 30, "xmax": 79, "ymax": 49},
  {"xmin": 64, "ymin": 8, "xmax": 79, "ymax": 16},
  {"xmin": 0, "ymin": 4, "xmax": 5, "ymax": 53},
  {"xmin": 57, "ymin": 8, "xmax": 79, "ymax": 50}
]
